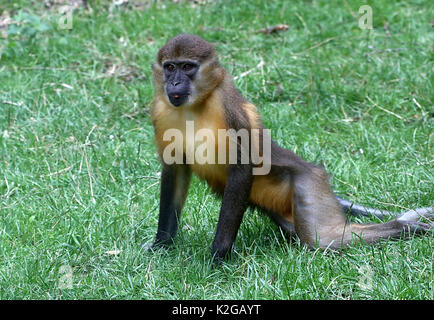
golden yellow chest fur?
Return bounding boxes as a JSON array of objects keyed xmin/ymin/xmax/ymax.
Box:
[{"xmin": 152, "ymin": 92, "xmax": 228, "ymax": 191}]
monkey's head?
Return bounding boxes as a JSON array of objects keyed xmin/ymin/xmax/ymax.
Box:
[{"xmin": 153, "ymin": 34, "xmax": 224, "ymax": 107}]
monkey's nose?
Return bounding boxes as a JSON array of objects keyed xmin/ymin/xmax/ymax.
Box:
[{"xmin": 173, "ymin": 94, "xmax": 180, "ymax": 99}]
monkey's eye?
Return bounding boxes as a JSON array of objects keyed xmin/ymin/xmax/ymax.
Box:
[
  {"xmin": 165, "ymin": 64, "xmax": 175, "ymax": 72},
  {"xmin": 183, "ymin": 63, "xmax": 195, "ymax": 71}
]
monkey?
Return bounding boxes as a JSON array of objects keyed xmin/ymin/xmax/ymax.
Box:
[{"xmin": 150, "ymin": 34, "xmax": 433, "ymax": 263}]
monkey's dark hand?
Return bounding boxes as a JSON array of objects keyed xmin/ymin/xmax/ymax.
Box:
[{"xmin": 211, "ymin": 242, "xmax": 233, "ymax": 266}]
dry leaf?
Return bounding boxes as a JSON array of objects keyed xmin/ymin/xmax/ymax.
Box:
[
  {"xmin": 44, "ymin": 0, "xmax": 88, "ymax": 9},
  {"xmin": 100, "ymin": 58, "xmax": 144, "ymax": 82},
  {"xmin": 105, "ymin": 249, "xmax": 122, "ymax": 255},
  {"xmin": 0, "ymin": 10, "xmax": 12, "ymax": 39},
  {"xmin": 257, "ymin": 24, "xmax": 289, "ymax": 35}
]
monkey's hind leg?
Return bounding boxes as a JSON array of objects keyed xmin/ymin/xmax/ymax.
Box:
[
  {"xmin": 292, "ymin": 168, "xmax": 433, "ymax": 249},
  {"xmin": 265, "ymin": 208, "xmax": 297, "ymax": 241}
]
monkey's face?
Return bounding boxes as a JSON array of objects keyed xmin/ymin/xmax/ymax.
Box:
[
  {"xmin": 163, "ymin": 60, "xmax": 199, "ymax": 107},
  {"xmin": 154, "ymin": 34, "xmax": 224, "ymax": 108}
]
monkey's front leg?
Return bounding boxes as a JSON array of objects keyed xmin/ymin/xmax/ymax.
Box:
[
  {"xmin": 212, "ymin": 164, "xmax": 253, "ymax": 263},
  {"xmin": 153, "ymin": 164, "xmax": 191, "ymax": 247}
]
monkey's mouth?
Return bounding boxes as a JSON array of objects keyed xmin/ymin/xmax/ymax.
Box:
[{"xmin": 168, "ymin": 93, "xmax": 189, "ymax": 107}]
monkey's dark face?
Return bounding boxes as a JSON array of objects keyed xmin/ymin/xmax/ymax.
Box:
[
  {"xmin": 153, "ymin": 35, "xmax": 224, "ymax": 108},
  {"xmin": 163, "ymin": 60, "xmax": 199, "ymax": 107}
]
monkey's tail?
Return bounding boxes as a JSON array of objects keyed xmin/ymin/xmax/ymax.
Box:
[{"xmin": 336, "ymin": 196, "xmax": 433, "ymax": 221}]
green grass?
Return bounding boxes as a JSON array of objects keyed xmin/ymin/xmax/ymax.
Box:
[{"xmin": 0, "ymin": 0, "xmax": 432, "ymax": 299}]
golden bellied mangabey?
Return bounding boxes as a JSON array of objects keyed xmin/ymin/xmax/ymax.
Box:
[{"xmin": 150, "ymin": 34, "xmax": 432, "ymax": 263}]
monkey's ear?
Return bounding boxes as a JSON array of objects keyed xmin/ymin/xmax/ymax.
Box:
[{"xmin": 152, "ymin": 63, "xmax": 163, "ymax": 72}]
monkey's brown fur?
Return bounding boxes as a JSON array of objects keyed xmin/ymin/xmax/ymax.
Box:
[{"xmin": 151, "ymin": 34, "xmax": 432, "ymax": 260}]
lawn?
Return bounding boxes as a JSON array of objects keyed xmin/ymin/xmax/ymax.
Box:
[{"xmin": 0, "ymin": 0, "xmax": 432, "ymax": 299}]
